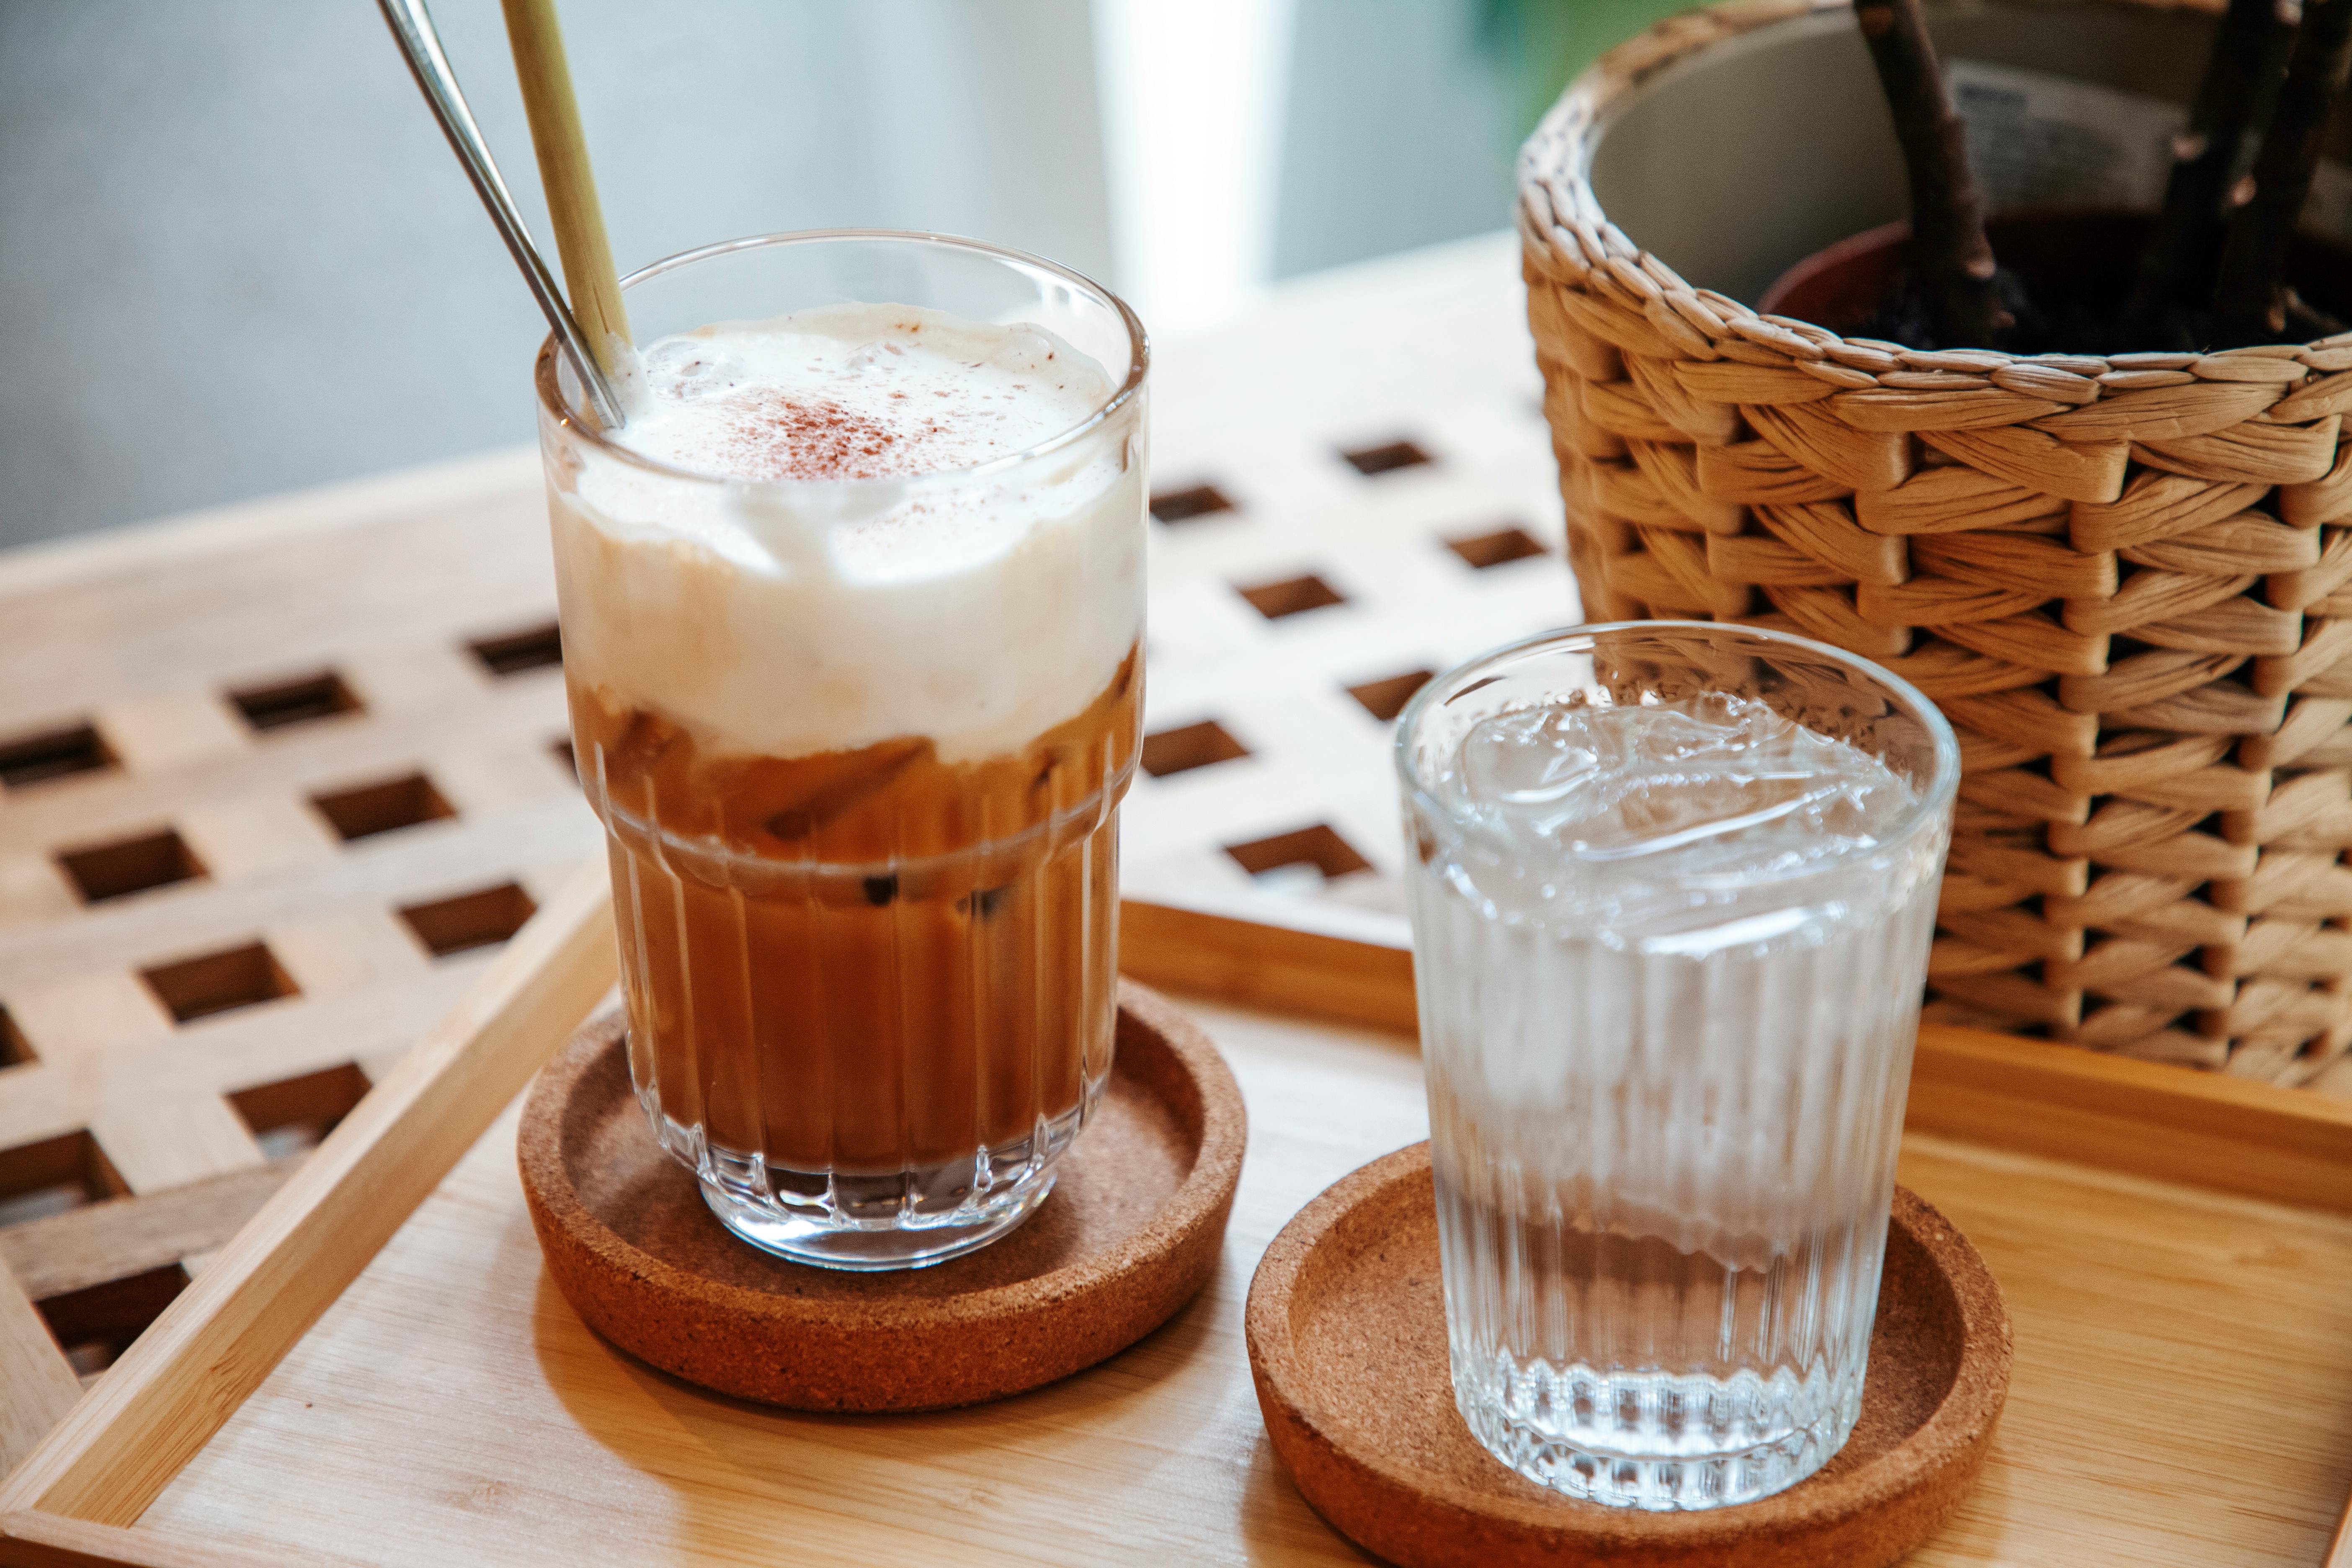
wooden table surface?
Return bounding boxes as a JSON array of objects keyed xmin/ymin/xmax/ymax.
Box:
[{"xmin": 124, "ymin": 995, "xmax": 2352, "ymax": 1568}]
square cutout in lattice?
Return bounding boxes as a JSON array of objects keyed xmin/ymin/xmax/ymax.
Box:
[
  {"xmin": 1225, "ymin": 823, "xmax": 1373, "ymax": 882},
  {"xmin": 55, "ymin": 827, "xmax": 206, "ymax": 904},
  {"xmin": 230, "ymin": 1063, "xmax": 372, "ymax": 1162},
  {"xmin": 0, "ymin": 721, "xmax": 114, "ymax": 790},
  {"xmin": 0, "ymin": 1129, "xmax": 123, "ymax": 1229},
  {"xmin": 1339, "ymin": 438, "xmax": 1432, "ymax": 477},
  {"xmin": 1140, "ymin": 720, "xmax": 1250, "ymax": 778},
  {"xmin": 230, "ymin": 671, "xmax": 364, "ymax": 734},
  {"xmin": 400, "ymin": 882, "xmax": 537, "ymax": 957},
  {"xmin": 0, "ymin": 1005, "xmax": 31, "ymax": 1068},
  {"xmin": 142, "ymin": 941, "xmax": 300, "ymax": 1024},
  {"xmin": 1150, "ymin": 484, "xmax": 1236, "ymax": 524},
  {"xmin": 1347, "ymin": 669, "xmax": 1434, "ymax": 722},
  {"xmin": 1445, "ymin": 526, "xmax": 1547, "ymax": 569},
  {"xmin": 37, "ymin": 1264, "xmax": 190, "ymax": 1382},
  {"xmin": 469, "ymin": 621, "xmax": 563, "ymax": 677},
  {"xmin": 1237, "ymin": 574, "xmax": 1346, "ymax": 619},
  {"xmin": 310, "ymin": 772, "xmax": 456, "ymax": 843}
]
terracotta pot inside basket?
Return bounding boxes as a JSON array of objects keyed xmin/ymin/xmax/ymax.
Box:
[{"xmin": 1759, "ymin": 211, "xmax": 2352, "ymax": 348}]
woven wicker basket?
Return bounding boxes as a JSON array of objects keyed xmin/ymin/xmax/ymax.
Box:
[{"xmin": 1519, "ymin": 0, "xmax": 2352, "ymax": 1085}]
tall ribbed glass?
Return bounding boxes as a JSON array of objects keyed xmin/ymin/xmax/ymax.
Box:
[
  {"xmin": 535, "ymin": 232, "xmax": 1148, "ymax": 1271},
  {"xmin": 1395, "ymin": 622, "xmax": 1957, "ymax": 1510}
]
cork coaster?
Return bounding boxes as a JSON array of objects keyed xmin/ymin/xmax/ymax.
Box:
[
  {"xmin": 519, "ymin": 980, "xmax": 1246, "ymax": 1412},
  {"xmin": 1246, "ymin": 1144, "xmax": 2012, "ymax": 1568}
]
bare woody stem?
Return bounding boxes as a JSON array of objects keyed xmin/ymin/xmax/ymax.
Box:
[
  {"xmin": 2215, "ymin": 0, "xmax": 2352, "ymax": 340},
  {"xmin": 2125, "ymin": 0, "xmax": 2297, "ymax": 334},
  {"xmin": 1854, "ymin": 0, "xmax": 2011, "ymax": 347}
]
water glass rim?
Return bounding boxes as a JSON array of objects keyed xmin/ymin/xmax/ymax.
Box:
[
  {"xmin": 532, "ymin": 227, "xmax": 1150, "ymax": 493},
  {"xmin": 1392, "ymin": 618, "xmax": 1963, "ymax": 860}
]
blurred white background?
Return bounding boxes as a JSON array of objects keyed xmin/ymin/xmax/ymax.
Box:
[{"xmin": 0, "ymin": 0, "xmax": 1617, "ymax": 549}]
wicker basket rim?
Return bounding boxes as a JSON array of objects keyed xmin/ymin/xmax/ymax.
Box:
[{"xmin": 1515, "ymin": 0, "xmax": 2352, "ymax": 399}]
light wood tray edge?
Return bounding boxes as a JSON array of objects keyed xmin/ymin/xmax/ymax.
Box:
[
  {"xmin": 0, "ymin": 861, "xmax": 616, "ymax": 1565},
  {"xmin": 1120, "ymin": 897, "xmax": 2352, "ymax": 1217}
]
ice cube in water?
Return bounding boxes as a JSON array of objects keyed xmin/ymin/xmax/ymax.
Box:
[{"xmin": 1450, "ymin": 691, "xmax": 1910, "ymax": 868}]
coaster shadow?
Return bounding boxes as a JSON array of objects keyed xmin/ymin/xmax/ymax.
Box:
[{"xmin": 530, "ymin": 1244, "xmax": 1228, "ymax": 1475}]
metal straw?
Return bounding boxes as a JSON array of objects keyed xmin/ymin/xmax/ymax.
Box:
[{"xmin": 377, "ymin": 0, "xmax": 629, "ymax": 430}]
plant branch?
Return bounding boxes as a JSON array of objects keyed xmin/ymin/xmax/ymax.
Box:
[
  {"xmin": 2215, "ymin": 0, "xmax": 2352, "ymax": 340},
  {"xmin": 1855, "ymin": 0, "xmax": 2011, "ymax": 347},
  {"xmin": 2125, "ymin": 0, "xmax": 2298, "ymax": 336}
]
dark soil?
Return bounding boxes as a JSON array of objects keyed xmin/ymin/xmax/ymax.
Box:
[{"xmin": 1787, "ymin": 211, "xmax": 2352, "ymax": 354}]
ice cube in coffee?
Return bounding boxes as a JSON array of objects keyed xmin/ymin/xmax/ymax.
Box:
[{"xmin": 536, "ymin": 235, "xmax": 1147, "ymax": 1271}]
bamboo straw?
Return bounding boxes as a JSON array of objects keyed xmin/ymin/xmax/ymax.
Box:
[{"xmin": 500, "ymin": 0, "xmax": 630, "ymax": 373}]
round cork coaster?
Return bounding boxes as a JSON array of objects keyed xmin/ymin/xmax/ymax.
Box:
[
  {"xmin": 1246, "ymin": 1144, "xmax": 2012, "ymax": 1568},
  {"xmin": 519, "ymin": 980, "xmax": 1245, "ymax": 1413}
]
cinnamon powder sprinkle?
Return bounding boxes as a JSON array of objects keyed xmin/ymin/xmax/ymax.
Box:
[{"xmin": 699, "ymin": 390, "xmax": 950, "ymax": 481}]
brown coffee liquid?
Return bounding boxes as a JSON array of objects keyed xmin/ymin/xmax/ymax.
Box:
[{"xmin": 569, "ymin": 646, "xmax": 1140, "ymax": 1176}]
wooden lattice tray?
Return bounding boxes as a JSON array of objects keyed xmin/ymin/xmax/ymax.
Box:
[
  {"xmin": 0, "ymin": 235, "xmax": 1565, "ymax": 1458},
  {"xmin": 0, "ymin": 458, "xmax": 604, "ymax": 1461},
  {"xmin": 2, "ymin": 237, "xmax": 2349, "ymax": 1566}
]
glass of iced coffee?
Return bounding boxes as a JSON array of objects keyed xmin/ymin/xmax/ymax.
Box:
[{"xmin": 534, "ymin": 233, "xmax": 1147, "ymax": 1271}]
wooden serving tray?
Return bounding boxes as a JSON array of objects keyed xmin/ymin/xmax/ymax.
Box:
[
  {"xmin": 3, "ymin": 971, "xmax": 2350, "ymax": 1566},
  {"xmin": 2, "ymin": 236, "xmax": 2350, "ymax": 1564}
]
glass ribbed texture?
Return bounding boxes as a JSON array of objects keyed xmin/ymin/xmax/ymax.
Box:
[
  {"xmin": 1409, "ymin": 860, "xmax": 1938, "ymax": 1507},
  {"xmin": 1396, "ymin": 623, "xmax": 1956, "ymax": 1511},
  {"xmin": 598, "ymin": 780, "xmax": 1123, "ymax": 1273}
]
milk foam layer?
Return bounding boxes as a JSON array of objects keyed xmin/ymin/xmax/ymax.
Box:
[{"xmin": 549, "ymin": 303, "xmax": 1142, "ymax": 767}]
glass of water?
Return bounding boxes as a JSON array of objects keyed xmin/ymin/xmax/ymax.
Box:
[{"xmin": 1395, "ymin": 621, "xmax": 1958, "ymax": 1512}]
